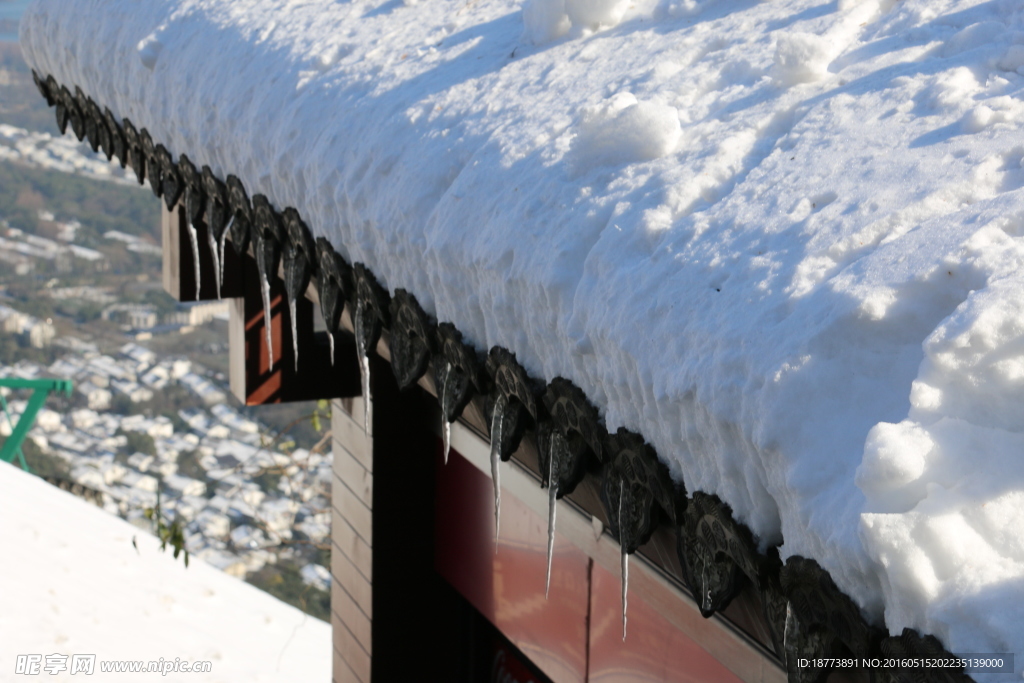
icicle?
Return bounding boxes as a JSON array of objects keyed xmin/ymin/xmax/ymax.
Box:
[
  {"xmin": 442, "ymin": 416, "xmax": 451, "ymax": 466},
  {"xmin": 355, "ymin": 304, "xmax": 372, "ymax": 434},
  {"xmin": 783, "ymin": 601, "xmax": 796, "ymax": 670},
  {"xmin": 218, "ymin": 215, "xmax": 233, "ymax": 292},
  {"xmin": 489, "ymin": 393, "xmax": 506, "ymax": 547},
  {"xmin": 545, "ymin": 435, "xmax": 558, "ymax": 599},
  {"xmin": 441, "ymin": 362, "xmax": 451, "ymax": 465},
  {"xmin": 700, "ymin": 547, "xmax": 711, "ymax": 614},
  {"xmin": 260, "ymin": 271, "xmax": 274, "ymax": 371},
  {"xmin": 207, "ymin": 231, "xmax": 221, "ymax": 300},
  {"xmin": 289, "ymin": 296, "xmax": 300, "ymax": 371},
  {"xmin": 360, "ymin": 351, "xmax": 372, "ymax": 434},
  {"xmin": 619, "ymin": 479, "xmax": 628, "ymax": 641},
  {"xmin": 187, "ymin": 220, "xmax": 201, "ymax": 301},
  {"xmin": 328, "ymin": 331, "xmax": 335, "ymax": 367}
]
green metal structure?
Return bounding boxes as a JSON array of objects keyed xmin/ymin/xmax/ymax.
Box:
[{"xmin": 0, "ymin": 378, "xmax": 73, "ymax": 472}]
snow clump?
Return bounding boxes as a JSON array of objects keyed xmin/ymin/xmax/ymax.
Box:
[
  {"xmin": 522, "ymin": 0, "xmax": 631, "ymax": 44},
  {"xmin": 522, "ymin": 0, "xmax": 572, "ymax": 44},
  {"xmin": 570, "ymin": 92, "xmax": 681, "ymax": 173},
  {"xmin": 564, "ymin": 0, "xmax": 630, "ymax": 29},
  {"xmin": 137, "ymin": 30, "xmax": 164, "ymax": 70},
  {"xmin": 772, "ymin": 32, "xmax": 834, "ymax": 85}
]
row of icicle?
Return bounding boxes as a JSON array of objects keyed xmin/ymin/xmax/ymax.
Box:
[
  {"xmin": 181, "ymin": 164, "xmax": 631, "ymax": 644},
  {"xmin": 174, "ymin": 170, "xmax": 629, "ymax": 637}
]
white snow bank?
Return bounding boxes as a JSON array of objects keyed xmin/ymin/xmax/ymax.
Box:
[
  {"xmin": 17, "ymin": 0, "xmax": 1024, "ymax": 675},
  {"xmin": 0, "ymin": 462, "xmax": 329, "ymax": 682}
]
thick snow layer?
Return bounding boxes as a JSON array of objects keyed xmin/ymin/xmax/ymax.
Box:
[
  {"xmin": 0, "ymin": 462, "xmax": 330, "ymax": 682},
  {"xmin": 17, "ymin": 0, "xmax": 1024, "ymax": 674}
]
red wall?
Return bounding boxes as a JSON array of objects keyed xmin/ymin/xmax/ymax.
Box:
[{"xmin": 435, "ymin": 447, "xmax": 745, "ymax": 683}]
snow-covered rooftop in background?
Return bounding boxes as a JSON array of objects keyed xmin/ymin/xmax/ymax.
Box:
[
  {"xmin": 0, "ymin": 462, "xmax": 329, "ymax": 682},
  {"xmin": 17, "ymin": 0, "xmax": 1024, "ymax": 675}
]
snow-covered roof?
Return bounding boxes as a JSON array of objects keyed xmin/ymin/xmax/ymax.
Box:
[
  {"xmin": 18, "ymin": 0, "xmax": 1024, "ymax": 675},
  {"xmin": 0, "ymin": 461, "xmax": 329, "ymax": 682}
]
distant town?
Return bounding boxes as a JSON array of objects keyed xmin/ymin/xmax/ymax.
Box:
[
  {"xmin": 0, "ymin": 122, "xmax": 135, "ymax": 185},
  {"xmin": 1, "ymin": 338, "xmax": 334, "ymax": 604}
]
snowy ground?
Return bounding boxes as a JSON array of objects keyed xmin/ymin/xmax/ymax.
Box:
[
  {"xmin": 0, "ymin": 461, "xmax": 330, "ymax": 682},
  {"xmin": 17, "ymin": 0, "xmax": 1024, "ymax": 676}
]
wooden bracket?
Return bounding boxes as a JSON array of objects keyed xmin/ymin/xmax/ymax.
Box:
[
  {"xmin": 162, "ymin": 204, "xmax": 243, "ymax": 301},
  {"xmin": 161, "ymin": 204, "xmax": 359, "ymax": 405},
  {"xmin": 226, "ymin": 245, "xmax": 361, "ymax": 405}
]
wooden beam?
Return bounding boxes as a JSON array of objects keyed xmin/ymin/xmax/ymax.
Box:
[
  {"xmin": 226, "ymin": 248, "xmax": 360, "ymax": 405},
  {"xmin": 160, "ymin": 204, "xmax": 359, "ymax": 404},
  {"xmin": 161, "ymin": 204, "xmax": 242, "ymax": 302}
]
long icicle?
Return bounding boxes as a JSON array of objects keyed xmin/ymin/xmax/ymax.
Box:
[
  {"xmin": 289, "ymin": 296, "xmax": 300, "ymax": 371},
  {"xmin": 441, "ymin": 362, "xmax": 451, "ymax": 465},
  {"xmin": 187, "ymin": 221, "xmax": 201, "ymax": 301},
  {"xmin": 783, "ymin": 601, "xmax": 795, "ymax": 671},
  {"xmin": 355, "ymin": 304, "xmax": 372, "ymax": 434},
  {"xmin": 620, "ymin": 479, "xmax": 629, "ymax": 641},
  {"xmin": 218, "ymin": 215, "xmax": 233, "ymax": 294},
  {"xmin": 490, "ymin": 393, "xmax": 506, "ymax": 549},
  {"xmin": 260, "ymin": 270, "xmax": 274, "ymax": 371},
  {"xmin": 208, "ymin": 230, "xmax": 222, "ymax": 300},
  {"xmin": 700, "ymin": 547, "xmax": 710, "ymax": 614},
  {"xmin": 545, "ymin": 434, "xmax": 558, "ymax": 599},
  {"xmin": 360, "ymin": 351, "xmax": 372, "ymax": 434}
]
